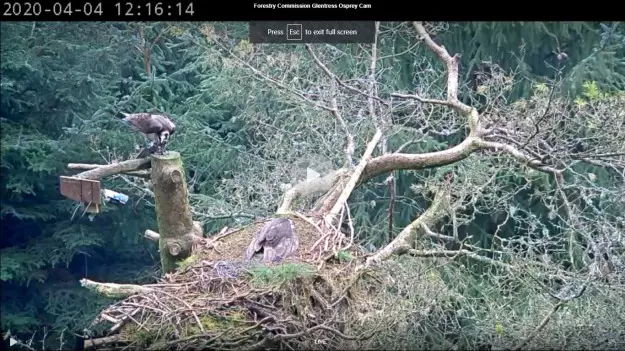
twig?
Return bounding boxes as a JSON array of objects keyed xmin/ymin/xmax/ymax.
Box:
[
  {"xmin": 512, "ymin": 283, "xmax": 587, "ymax": 350},
  {"xmin": 305, "ymin": 44, "xmax": 355, "ymax": 166},
  {"xmin": 407, "ymin": 249, "xmax": 513, "ymax": 270}
]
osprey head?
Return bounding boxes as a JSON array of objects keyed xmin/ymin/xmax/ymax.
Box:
[
  {"xmin": 155, "ymin": 115, "xmax": 175, "ymax": 145},
  {"xmin": 159, "ymin": 130, "xmax": 171, "ymax": 144}
]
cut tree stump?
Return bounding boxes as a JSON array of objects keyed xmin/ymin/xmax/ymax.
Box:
[{"xmin": 150, "ymin": 151, "xmax": 198, "ymax": 274}]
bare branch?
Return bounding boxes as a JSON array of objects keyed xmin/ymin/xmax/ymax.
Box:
[
  {"xmin": 277, "ymin": 169, "xmax": 350, "ymax": 214},
  {"xmin": 407, "ymin": 249, "xmax": 513, "ymax": 270},
  {"xmin": 364, "ymin": 187, "xmax": 450, "ymax": 267},
  {"xmin": 512, "ymin": 283, "xmax": 587, "ymax": 350},
  {"xmin": 362, "ymin": 137, "xmax": 480, "ymax": 181},
  {"xmin": 326, "ymin": 129, "xmax": 383, "ymax": 225},
  {"xmin": 80, "ymin": 278, "xmax": 153, "ymax": 299},
  {"xmin": 211, "ymin": 39, "xmax": 335, "ymax": 113},
  {"xmin": 68, "ymin": 163, "xmax": 151, "ymax": 179},
  {"xmin": 70, "ymin": 158, "xmax": 151, "ymax": 180},
  {"xmin": 304, "ymin": 43, "xmax": 389, "ymax": 106},
  {"xmin": 474, "ymin": 139, "xmax": 562, "ymax": 174},
  {"xmin": 84, "ymin": 335, "xmax": 122, "ymax": 349}
]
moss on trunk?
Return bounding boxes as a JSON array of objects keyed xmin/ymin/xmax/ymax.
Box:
[{"xmin": 151, "ymin": 151, "xmax": 194, "ymax": 274}]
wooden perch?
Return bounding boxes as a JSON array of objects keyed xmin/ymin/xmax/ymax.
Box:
[
  {"xmin": 60, "ymin": 158, "xmax": 152, "ymax": 212},
  {"xmin": 71, "ymin": 158, "xmax": 151, "ymax": 180},
  {"xmin": 68, "ymin": 163, "xmax": 151, "ymax": 179},
  {"xmin": 80, "ymin": 278, "xmax": 153, "ymax": 299},
  {"xmin": 59, "ymin": 176, "xmax": 101, "ymax": 212},
  {"xmin": 150, "ymin": 151, "xmax": 201, "ymax": 273}
]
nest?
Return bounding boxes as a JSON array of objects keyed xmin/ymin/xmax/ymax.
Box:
[
  {"xmin": 86, "ymin": 216, "xmax": 459, "ymax": 350},
  {"xmin": 87, "ymin": 216, "xmax": 371, "ymax": 350}
]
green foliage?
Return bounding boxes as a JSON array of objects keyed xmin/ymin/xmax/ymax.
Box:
[
  {"xmin": 247, "ymin": 263, "xmax": 316, "ymax": 288},
  {"xmin": 176, "ymin": 255, "xmax": 198, "ymax": 271},
  {"xmin": 335, "ymin": 250, "xmax": 354, "ymax": 263},
  {"xmin": 0, "ymin": 22, "xmax": 161, "ymax": 345},
  {"xmin": 2, "ymin": 20, "xmax": 623, "ymax": 349}
]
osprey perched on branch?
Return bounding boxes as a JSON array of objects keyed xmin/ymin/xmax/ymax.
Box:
[{"xmin": 120, "ymin": 112, "xmax": 176, "ymax": 155}]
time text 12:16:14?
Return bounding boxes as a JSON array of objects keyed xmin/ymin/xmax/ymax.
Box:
[{"xmin": 115, "ymin": 2, "xmax": 194, "ymax": 17}]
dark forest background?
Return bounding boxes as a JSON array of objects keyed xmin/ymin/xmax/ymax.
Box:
[{"xmin": 1, "ymin": 21, "xmax": 624, "ymax": 348}]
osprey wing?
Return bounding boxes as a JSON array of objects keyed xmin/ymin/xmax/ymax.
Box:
[
  {"xmin": 262, "ymin": 218, "xmax": 293, "ymax": 247},
  {"xmin": 264, "ymin": 232, "xmax": 299, "ymax": 263},
  {"xmin": 243, "ymin": 218, "xmax": 297, "ymax": 262},
  {"xmin": 244, "ymin": 229, "xmax": 266, "ymax": 260},
  {"xmin": 122, "ymin": 113, "xmax": 165, "ymax": 134}
]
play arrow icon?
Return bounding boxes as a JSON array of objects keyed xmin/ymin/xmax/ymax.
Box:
[
  {"xmin": 10, "ymin": 338, "xmax": 17, "ymax": 346},
  {"xmin": 306, "ymin": 167, "xmax": 320, "ymax": 181}
]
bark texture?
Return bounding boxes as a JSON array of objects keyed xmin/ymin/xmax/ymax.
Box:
[
  {"xmin": 151, "ymin": 152, "xmax": 195, "ymax": 274},
  {"xmin": 73, "ymin": 158, "xmax": 151, "ymax": 180}
]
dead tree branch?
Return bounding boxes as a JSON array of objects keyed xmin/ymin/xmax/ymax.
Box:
[
  {"xmin": 364, "ymin": 187, "xmax": 450, "ymax": 267},
  {"xmin": 71, "ymin": 158, "xmax": 151, "ymax": 180},
  {"xmin": 68, "ymin": 163, "xmax": 151, "ymax": 179},
  {"xmin": 84, "ymin": 335, "xmax": 122, "ymax": 349},
  {"xmin": 326, "ymin": 129, "xmax": 383, "ymax": 226},
  {"xmin": 80, "ymin": 278, "xmax": 153, "ymax": 299},
  {"xmin": 277, "ymin": 169, "xmax": 350, "ymax": 214}
]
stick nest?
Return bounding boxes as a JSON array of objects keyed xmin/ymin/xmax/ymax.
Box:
[{"xmin": 86, "ymin": 215, "xmax": 397, "ymax": 350}]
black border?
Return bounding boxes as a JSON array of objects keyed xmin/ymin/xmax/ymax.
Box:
[{"xmin": 0, "ymin": 0, "xmax": 620, "ymax": 21}]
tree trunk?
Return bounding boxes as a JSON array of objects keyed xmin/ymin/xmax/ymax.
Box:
[{"xmin": 151, "ymin": 152, "xmax": 195, "ymax": 274}]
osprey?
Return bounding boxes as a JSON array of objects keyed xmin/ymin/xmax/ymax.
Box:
[
  {"xmin": 120, "ymin": 112, "xmax": 176, "ymax": 155},
  {"xmin": 244, "ymin": 218, "xmax": 299, "ymax": 263}
]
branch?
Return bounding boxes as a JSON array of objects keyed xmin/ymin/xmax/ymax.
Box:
[
  {"xmin": 68, "ymin": 163, "xmax": 151, "ymax": 179},
  {"xmin": 84, "ymin": 335, "xmax": 122, "ymax": 349},
  {"xmin": 326, "ymin": 129, "xmax": 383, "ymax": 224},
  {"xmin": 191, "ymin": 210, "xmax": 256, "ymax": 220},
  {"xmin": 390, "ymin": 92, "xmax": 455, "ymax": 108},
  {"xmin": 277, "ymin": 169, "xmax": 349, "ymax": 214},
  {"xmin": 412, "ymin": 23, "xmax": 476, "ymax": 120},
  {"xmin": 474, "ymin": 139, "xmax": 562, "ymax": 174},
  {"xmin": 304, "ymin": 43, "xmax": 389, "ymax": 106},
  {"xmin": 362, "ymin": 136, "xmax": 480, "ymax": 181},
  {"xmin": 70, "ymin": 158, "xmax": 151, "ymax": 180},
  {"xmin": 80, "ymin": 278, "xmax": 153, "ymax": 299},
  {"xmin": 371, "ymin": 23, "xmax": 562, "ymax": 183},
  {"xmin": 512, "ymin": 283, "xmax": 586, "ymax": 350},
  {"xmin": 364, "ymin": 187, "xmax": 450, "ymax": 267},
  {"xmin": 325, "ymin": 24, "xmax": 383, "ymax": 225},
  {"xmin": 212, "ymin": 39, "xmax": 335, "ymax": 113},
  {"xmin": 359, "ymin": 22, "xmax": 484, "ymax": 183}
]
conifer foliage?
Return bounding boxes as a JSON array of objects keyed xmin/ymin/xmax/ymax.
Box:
[{"xmin": 1, "ymin": 21, "xmax": 623, "ymax": 349}]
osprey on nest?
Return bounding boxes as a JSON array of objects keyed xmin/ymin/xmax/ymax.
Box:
[
  {"xmin": 244, "ymin": 218, "xmax": 299, "ymax": 263},
  {"xmin": 120, "ymin": 112, "xmax": 176, "ymax": 156}
]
